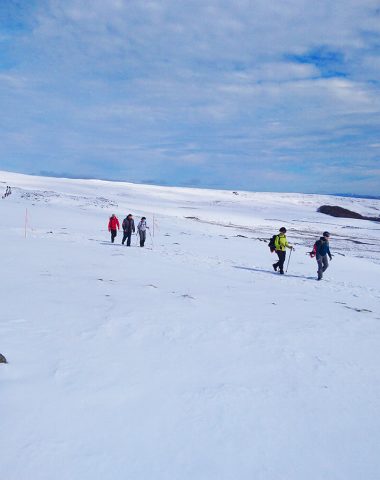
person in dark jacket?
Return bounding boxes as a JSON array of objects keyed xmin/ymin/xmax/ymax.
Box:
[
  {"xmin": 122, "ymin": 214, "xmax": 135, "ymax": 246},
  {"xmin": 108, "ymin": 214, "xmax": 120, "ymax": 243},
  {"xmin": 311, "ymin": 231, "xmax": 332, "ymax": 280}
]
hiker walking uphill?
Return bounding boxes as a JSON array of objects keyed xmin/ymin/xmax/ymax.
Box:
[
  {"xmin": 311, "ymin": 231, "xmax": 332, "ymax": 280},
  {"xmin": 137, "ymin": 217, "xmax": 149, "ymax": 247},
  {"xmin": 108, "ymin": 214, "xmax": 120, "ymax": 243},
  {"xmin": 2, "ymin": 185, "xmax": 12, "ymax": 199},
  {"xmin": 122, "ymin": 214, "xmax": 135, "ymax": 246},
  {"xmin": 272, "ymin": 227, "xmax": 294, "ymax": 274}
]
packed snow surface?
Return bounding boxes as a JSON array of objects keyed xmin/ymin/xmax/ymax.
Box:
[{"xmin": 1, "ymin": 171, "xmax": 380, "ymax": 480}]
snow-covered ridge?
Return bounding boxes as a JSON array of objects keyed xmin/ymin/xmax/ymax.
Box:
[
  {"xmin": 1, "ymin": 170, "xmax": 380, "ymax": 215},
  {"xmin": 1, "ymin": 170, "xmax": 380, "ymax": 480},
  {"xmin": 1, "ymin": 170, "xmax": 380, "ymax": 263}
]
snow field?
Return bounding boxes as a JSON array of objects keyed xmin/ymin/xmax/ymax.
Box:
[{"xmin": 1, "ymin": 172, "xmax": 380, "ymax": 480}]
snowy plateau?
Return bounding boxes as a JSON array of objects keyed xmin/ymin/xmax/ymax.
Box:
[{"xmin": 1, "ymin": 170, "xmax": 380, "ymax": 480}]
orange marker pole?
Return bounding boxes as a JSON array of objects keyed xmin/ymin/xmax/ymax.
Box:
[{"xmin": 24, "ymin": 208, "xmax": 28, "ymax": 238}]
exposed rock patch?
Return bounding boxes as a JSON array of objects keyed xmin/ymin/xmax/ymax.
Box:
[{"xmin": 318, "ymin": 205, "xmax": 380, "ymax": 222}]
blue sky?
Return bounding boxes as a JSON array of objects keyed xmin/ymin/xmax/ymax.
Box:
[{"xmin": 0, "ymin": 0, "xmax": 379, "ymax": 193}]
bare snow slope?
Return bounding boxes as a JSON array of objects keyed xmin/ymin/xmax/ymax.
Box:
[{"xmin": 1, "ymin": 171, "xmax": 380, "ymax": 480}]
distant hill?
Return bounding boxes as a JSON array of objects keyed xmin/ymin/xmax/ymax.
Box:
[{"xmin": 332, "ymin": 193, "xmax": 380, "ymax": 200}]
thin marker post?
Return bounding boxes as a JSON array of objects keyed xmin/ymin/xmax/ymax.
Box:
[{"xmin": 24, "ymin": 208, "xmax": 28, "ymax": 239}]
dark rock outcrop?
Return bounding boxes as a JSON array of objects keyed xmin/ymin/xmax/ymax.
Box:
[
  {"xmin": 0, "ymin": 353, "xmax": 7, "ymax": 364},
  {"xmin": 318, "ymin": 205, "xmax": 380, "ymax": 222}
]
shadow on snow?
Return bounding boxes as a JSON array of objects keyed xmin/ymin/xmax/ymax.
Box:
[{"xmin": 233, "ymin": 266, "xmax": 316, "ymax": 281}]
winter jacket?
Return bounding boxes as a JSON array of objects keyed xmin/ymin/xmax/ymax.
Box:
[
  {"xmin": 137, "ymin": 220, "xmax": 148, "ymax": 232},
  {"xmin": 313, "ymin": 238, "xmax": 331, "ymax": 258},
  {"xmin": 108, "ymin": 216, "xmax": 120, "ymax": 231},
  {"xmin": 122, "ymin": 217, "xmax": 135, "ymax": 234},
  {"xmin": 274, "ymin": 233, "xmax": 291, "ymax": 252}
]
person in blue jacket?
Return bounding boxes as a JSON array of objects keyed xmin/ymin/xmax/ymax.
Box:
[{"xmin": 311, "ymin": 231, "xmax": 332, "ymax": 280}]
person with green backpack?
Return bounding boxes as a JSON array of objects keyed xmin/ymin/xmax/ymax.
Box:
[{"xmin": 271, "ymin": 227, "xmax": 294, "ymax": 274}]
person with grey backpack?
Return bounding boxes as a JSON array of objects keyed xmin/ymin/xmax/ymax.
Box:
[{"xmin": 137, "ymin": 217, "xmax": 149, "ymax": 247}]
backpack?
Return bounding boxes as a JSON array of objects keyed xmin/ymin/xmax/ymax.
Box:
[
  {"xmin": 268, "ymin": 234, "xmax": 278, "ymax": 253},
  {"xmin": 309, "ymin": 240, "xmax": 318, "ymax": 257}
]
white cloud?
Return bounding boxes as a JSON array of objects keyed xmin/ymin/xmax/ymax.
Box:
[{"xmin": 0, "ymin": 0, "xmax": 379, "ymax": 193}]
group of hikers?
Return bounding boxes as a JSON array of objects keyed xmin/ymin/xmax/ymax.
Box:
[
  {"xmin": 2, "ymin": 185, "xmax": 12, "ymax": 199},
  {"xmin": 107, "ymin": 214, "xmax": 333, "ymax": 281},
  {"xmin": 270, "ymin": 227, "xmax": 332, "ymax": 280},
  {"xmin": 108, "ymin": 214, "xmax": 149, "ymax": 247}
]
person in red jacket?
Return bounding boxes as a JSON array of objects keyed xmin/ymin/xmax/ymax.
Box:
[{"xmin": 108, "ymin": 214, "xmax": 120, "ymax": 243}]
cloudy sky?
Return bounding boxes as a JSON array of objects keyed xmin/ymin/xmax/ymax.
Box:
[{"xmin": 1, "ymin": 0, "xmax": 379, "ymax": 193}]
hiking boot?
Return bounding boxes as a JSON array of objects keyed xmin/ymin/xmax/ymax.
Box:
[
  {"xmin": 273, "ymin": 263, "xmax": 278, "ymax": 272},
  {"xmin": 280, "ymin": 270, "xmax": 284, "ymax": 275}
]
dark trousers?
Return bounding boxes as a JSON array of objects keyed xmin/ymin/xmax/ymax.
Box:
[
  {"xmin": 274, "ymin": 250, "xmax": 286, "ymax": 273},
  {"xmin": 110, "ymin": 229, "xmax": 117, "ymax": 243},
  {"xmin": 122, "ymin": 231, "xmax": 132, "ymax": 246},
  {"xmin": 139, "ymin": 230, "xmax": 146, "ymax": 247},
  {"xmin": 317, "ymin": 255, "xmax": 329, "ymax": 279}
]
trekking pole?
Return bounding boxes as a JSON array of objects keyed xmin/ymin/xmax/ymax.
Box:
[{"xmin": 286, "ymin": 248, "xmax": 293, "ymax": 272}]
